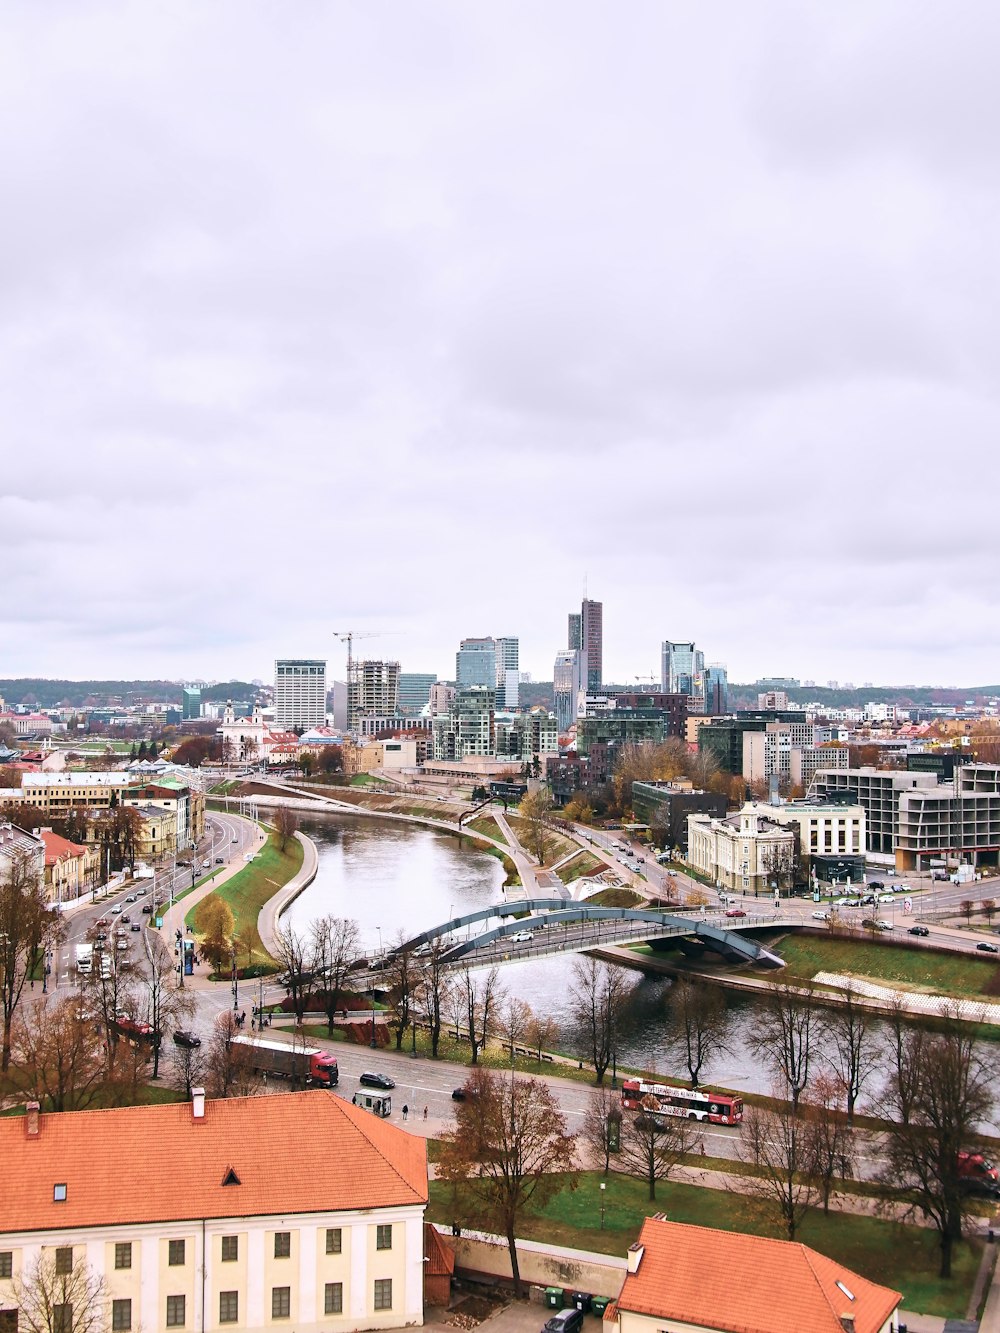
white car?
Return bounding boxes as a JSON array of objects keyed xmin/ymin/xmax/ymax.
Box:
[
  {"xmin": 811, "ymin": 910, "xmax": 829, "ymax": 921},
  {"xmin": 509, "ymin": 930, "xmax": 533, "ymax": 943},
  {"xmin": 876, "ymin": 919, "xmax": 894, "ymax": 931}
]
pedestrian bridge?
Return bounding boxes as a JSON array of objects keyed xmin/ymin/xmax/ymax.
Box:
[{"xmin": 393, "ymin": 899, "xmax": 789, "ymax": 970}]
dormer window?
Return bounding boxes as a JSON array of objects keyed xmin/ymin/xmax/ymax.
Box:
[{"xmin": 53, "ymin": 1184, "xmax": 67, "ymax": 1203}]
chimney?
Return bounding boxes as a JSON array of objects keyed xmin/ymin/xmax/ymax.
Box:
[
  {"xmin": 192, "ymin": 1088, "xmax": 206, "ymax": 1120},
  {"xmin": 840, "ymin": 1318, "xmax": 856, "ymax": 1333},
  {"xmin": 626, "ymin": 1244, "xmax": 644, "ymax": 1274},
  {"xmin": 25, "ymin": 1102, "xmax": 40, "ymax": 1137}
]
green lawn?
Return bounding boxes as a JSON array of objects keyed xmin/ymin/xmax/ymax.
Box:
[
  {"xmin": 775, "ymin": 933, "xmax": 1000, "ymax": 997},
  {"xmin": 465, "ymin": 815, "xmax": 508, "ymax": 845},
  {"xmin": 185, "ymin": 833, "xmax": 303, "ymax": 966},
  {"xmin": 583, "ymin": 885, "xmax": 643, "ymax": 907},
  {"xmin": 429, "ymin": 1171, "xmax": 982, "ymax": 1319},
  {"xmin": 557, "ymin": 851, "xmax": 605, "ymax": 884}
]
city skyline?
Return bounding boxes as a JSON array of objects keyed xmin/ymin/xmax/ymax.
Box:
[{"xmin": 5, "ymin": 5, "xmax": 1000, "ymax": 686}]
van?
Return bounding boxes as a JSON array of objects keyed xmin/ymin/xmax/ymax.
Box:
[{"xmin": 352, "ymin": 1091, "xmax": 391, "ymax": 1118}]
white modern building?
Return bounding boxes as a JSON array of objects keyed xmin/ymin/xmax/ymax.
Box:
[{"xmin": 274, "ymin": 660, "xmax": 327, "ymax": 732}]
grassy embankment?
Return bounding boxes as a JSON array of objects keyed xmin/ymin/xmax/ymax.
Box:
[
  {"xmin": 504, "ymin": 814, "xmax": 578, "ymax": 867},
  {"xmin": 185, "ymin": 832, "xmax": 303, "ymax": 970},
  {"xmin": 582, "ymin": 885, "xmax": 643, "ymax": 907},
  {"xmin": 429, "ymin": 1171, "xmax": 983, "ymax": 1320},
  {"xmin": 556, "ymin": 851, "xmax": 606, "ymax": 885},
  {"xmin": 464, "ymin": 815, "xmax": 508, "ymax": 845},
  {"xmin": 774, "ymin": 933, "xmax": 1000, "ymax": 998}
]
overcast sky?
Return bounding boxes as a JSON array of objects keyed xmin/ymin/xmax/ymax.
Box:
[{"xmin": 5, "ymin": 2, "xmax": 999, "ymax": 688}]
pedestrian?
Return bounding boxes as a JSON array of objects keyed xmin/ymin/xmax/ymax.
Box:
[
  {"xmin": 423, "ymin": 1106, "xmax": 428, "ymax": 1120},
  {"xmin": 402, "ymin": 1104, "xmax": 408, "ymax": 1121}
]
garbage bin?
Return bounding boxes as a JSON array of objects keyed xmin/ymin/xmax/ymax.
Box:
[
  {"xmin": 572, "ymin": 1293, "xmax": 593, "ymax": 1313},
  {"xmin": 592, "ymin": 1298, "xmax": 611, "ymax": 1318},
  {"xmin": 545, "ymin": 1288, "xmax": 564, "ymax": 1310}
]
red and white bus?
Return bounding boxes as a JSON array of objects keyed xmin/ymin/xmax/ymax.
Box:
[{"xmin": 620, "ymin": 1077, "xmax": 743, "ymax": 1126}]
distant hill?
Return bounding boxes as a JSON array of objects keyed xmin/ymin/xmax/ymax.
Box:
[
  {"xmin": 729, "ymin": 683, "xmax": 1000, "ymax": 711},
  {"xmin": 0, "ymin": 679, "xmax": 261, "ymax": 709}
]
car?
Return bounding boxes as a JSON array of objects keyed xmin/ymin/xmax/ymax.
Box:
[
  {"xmin": 121, "ymin": 914, "xmax": 131, "ymax": 923},
  {"xmin": 452, "ymin": 1086, "xmax": 479, "ymax": 1101},
  {"xmin": 977, "ymin": 941, "xmax": 1000, "ymax": 954},
  {"xmin": 130, "ymin": 922, "xmax": 141, "ymax": 932},
  {"xmin": 875, "ymin": 919, "xmax": 893, "ymax": 931},
  {"xmin": 509, "ymin": 930, "xmax": 533, "ymax": 943},
  {"xmin": 215, "ymin": 857, "xmax": 224, "ymax": 865},
  {"xmin": 202, "ymin": 859, "xmax": 211, "ymax": 869},
  {"xmin": 909, "ymin": 925, "xmax": 930, "ymax": 937},
  {"xmin": 95, "ymin": 916, "xmax": 108, "ymax": 926},
  {"xmin": 542, "ymin": 1311, "xmax": 585, "ymax": 1333},
  {"xmin": 173, "ymin": 1030, "xmax": 202, "ymax": 1049},
  {"xmin": 232, "ymin": 837, "xmax": 238, "ymax": 844},
  {"xmin": 116, "ymin": 926, "xmax": 127, "ymax": 937},
  {"xmin": 94, "ymin": 932, "xmax": 108, "ymax": 943},
  {"xmin": 111, "ymin": 906, "xmax": 123, "ymax": 915},
  {"xmin": 725, "ymin": 908, "xmax": 746, "ymax": 918},
  {"xmin": 811, "ymin": 910, "xmax": 829, "ymax": 921},
  {"xmin": 932, "ymin": 870, "xmax": 948, "ymax": 881},
  {"xmin": 359, "ymin": 1071, "xmax": 396, "ymax": 1090},
  {"xmin": 861, "ymin": 917, "xmax": 877, "ymax": 929},
  {"xmin": 859, "ymin": 894, "xmax": 876, "ymax": 907},
  {"xmin": 124, "ymin": 894, "xmax": 136, "ymax": 903},
  {"xmin": 116, "ymin": 939, "xmax": 128, "ymax": 951},
  {"xmin": 141, "ymin": 904, "xmax": 153, "ymax": 914},
  {"xmin": 868, "ymin": 880, "xmax": 884, "ymax": 891}
]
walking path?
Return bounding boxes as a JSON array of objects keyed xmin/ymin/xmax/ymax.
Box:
[{"xmin": 814, "ymin": 971, "xmax": 1000, "ymax": 1023}]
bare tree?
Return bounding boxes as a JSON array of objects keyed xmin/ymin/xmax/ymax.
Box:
[
  {"xmin": 384, "ymin": 939, "xmax": 420, "ymax": 1051},
  {"xmin": 205, "ymin": 1010, "xmax": 262, "ymax": 1098},
  {"xmin": 272, "ymin": 923, "xmax": 315, "ymax": 1023},
  {"xmin": 11, "ymin": 1251, "xmax": 107, "ymax": 1333},
  {"xmin": 310, "ymin": 915, "xmax": 361, "ymax": 1036},
  {"xmin": 0, "ymin": 848, "xmax": 62, "ymax": 1069},
  {"xmin": 880, "ymin": 1005, "xmax": 994, "ymax": 1278},
  {"xmin": 884, "ymin": 990, "xmax": 923, "ymax": 1128},
  {"xmin": 619, "ymin": 1108, "xmax": 698, "ymax": 1201},
  {"xmin": 274, "ymin": 805, "xmax": 300, "ymax": 853},
  {"xmin": 960, "ymin": 898, "xmax": 975, "ymax": 924},
  {"xmin": 667, "ymin": 976, "xmax": 729, "ymax": 1089},
  {"xmin": 497, "ymin": 995, "xmax": 534, "ymax": 1063},
  {"xmin": 749, "ymin": 982, "xmax": 815, "ymax": 1109},
  {"xmin": 982, "ymin": 897, "xmax": 996, "ymax": 926},
  {"xmin": 136, "ymin": 932, "xmax": 194, "ymax": 1079},
  {"xmin": 737, "ymin": 1099, "xmax": 818, "ymax": 1240},
  {"xmin": 417, "ymin": 940, "xmax": 452, "ymax": 1058},
  {"xmin": 459, "ymin": 966, "xmax": 503, "ymax": 1065},
  {"xmin": 172, "ymin": 1042, "xmax": 206, "ymax": 1100},
  {"xmin": 821, "ymin": 978, "xmax": 880, "ymax": 1124},
  {"xmin": 803, "ymin": 1071, "xmax": 852, "ymax": 1214},
  {"xmin": 81, "ymin": 944, "xmax": 137, "ymax": 1077},
  {"xmin": 437, "ymin": 1068, "xmax": 576, "ymax": 1297},
  {"xmin": 581, "ymin": 1082, "xmax": 623, "ymax": 1175},
  {"xmin": 11, "ymin": 995, "xmax": 106, "ymax": 1113},
  {"xmin": 517, "ymin": 789, "xmax": 554, "ymax": 864},
  {"xmin": 569, "ymin": 957, "xmax": 632, "ymax": 1085}
]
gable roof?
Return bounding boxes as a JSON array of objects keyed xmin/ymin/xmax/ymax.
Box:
[
  {"xmin": 423, "ymin": 1224, "xmax": 456, "ymax": 1277},
  {"xmin": 616, "ymin": 1217, "xmax": 899, "ymax": 1333},
  {"xmin": 1, "ymin": 1091, "xmax": 427, "ymax": 1235},
  {"xmin": 39, "ymin": 830, "xmax": 89, "ymax": 864}
]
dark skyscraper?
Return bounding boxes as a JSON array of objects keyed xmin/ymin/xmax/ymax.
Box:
[
  {"xmin": 568, "ymin": 613, "xmax": 582, "ymax": 651},
  {"xmin": 581, "ymin": 598, "xmax": 602, "ymax": 690}
]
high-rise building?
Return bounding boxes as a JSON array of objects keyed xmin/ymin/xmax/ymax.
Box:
[
  {"xmin": 703, "ymin": 664, "xmax": 729, "ymax": 715},
  {"xmin": 398, "ymin": 673, "xmax": 437, "ymax": 716},
  {"xmin": 431, "ymin": 685, "xmax": 495, "ymax": 760},
  {"xmin": 456, "ymin": 638, "xmax": 497, "ymax": 691},
  {"xmin": 181, "ymin": 686, "xmax": 201, "ymax": 720},
  {"xmin": 568, "ymin": 613, "xmax": 582, "ymax": 651},
  {"xmin": 348, "ymin": 660, "xmax": 400, "ymax": 731},
  {"xmin": 581, "ymin": 600, "xmax": 602, "ymax": 690},
  {"xmin": 553, "ymin": 648, "xmax": 587, "ymax": 732},
  {"xmin": 661, "ymin": 641, "xmax": 705, "ymax": 697},
  {"xmin": 274, "ymin": 659, "xmax": 327, "ymax": 731},
  {"xmin": 494, "ymin": 637, "xmax": 520, "ymax": 707}
]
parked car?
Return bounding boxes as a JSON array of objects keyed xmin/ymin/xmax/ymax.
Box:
[
  {"xmin": 172, "ymin": 1030, "xmax": 202, "ymax": 1049},
  {"xmin": 977, "ymin": 942, "xmax": 1000, "ymax": 954},
  {"xmin": 909, "ymin": 925, "xmax": 930, "ymax": 937},
  {"xmin": 542, "ymin": 1311, "xmax": 585, "ymax": 1333},
  {"xmin": 359, "ymin": 1071, "xmax": 395, "ymax": 1090},
  {"xmin": 725, "ymin": 908, "xmax": 746, "ymax": 918}
]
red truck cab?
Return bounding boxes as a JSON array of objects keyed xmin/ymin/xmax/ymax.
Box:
[{"xmin": 310, "ymin": 1052, "xmax": 338, "ymax": 1087}]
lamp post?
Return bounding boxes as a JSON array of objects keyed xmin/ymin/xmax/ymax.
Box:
[
  {"xmin": 370, "ymin": 926, "xmax": 381, "ymax": 1049},
  {"xmin": 600, "ymin": 1181, "xmax": 606, "ymax": 1230}
]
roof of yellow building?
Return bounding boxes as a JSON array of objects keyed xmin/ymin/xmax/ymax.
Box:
[
  {"xmin": 616, "ymin": 1216, "xmax": 900, "ymax": 1333},
  {"xmin": 1, "ymin": 1091, "xmax": 427, "ymax": 1233}
]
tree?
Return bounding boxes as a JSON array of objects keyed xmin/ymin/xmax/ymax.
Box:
[
  {"xmin": 822, "ymin": 978, "xmax": 880, "ymax": 1124},
  {"xmin": 517, "ymin": 789, "xmax": 554, "ymax": 864},
  {"xmin": 417, "ymin": 940, "xmax": 452, "ymax": 1058},
  {"xmin": 667, "ymin": 976, "xmax": 729, "ymax": 1089},
  {"xmin": 619, "ymin": 1108, "xmax": 698, "ymax": 1201},
  {"xmin": 81, "ymin": 942, "xmax": 137, "ymax": 1077},
  {"xmin": 136, "ymin": 932, "xmax": 194, "ymax": 1079},
  {"xmin": 206, "ymin": 1009, "xmax": 261, "ymax": 1098},
  {"xmin": 11, "ymin": 995, "xmax": 106, "ymax": 1113},
  {"xmin": 497, "ymin": 995, "xmax": 534, "ymax": 1063},
  {"xmin": 760, "ymin": 839, "xmax": 799, "ymax": 897},
  {"xmin": 526, "ymin": 1011, "xmax": 560, "ymax": 1065},
  {"xmin": 961, "ymin": 898, "xmax": 975, "ymax": 924},
  {"xmin": 458, "ymin": 965, "xmax": 503, "ymax": 1065},
  {"xmin": 581, "ymin": 1083, "xmax": 623, "ymax": 1175},
  {"xmin": 880, "ymin": 1006, "xmax": 994, "ymax": 1278},
  {"xmin": 737, "ymin": 1100, "xmax": 818, "ymax": 1240},
  {"xmin": 803, "ymin": 1072, "xmax": 852, "ymax": 1215},
  {"xmin": 437, "ymin": 1068, "xmax": 576, "ymax": 1297},
  {"xmin": 569, "ymin": 957, "xmax": 632, "ymax": 1085},
  {"xmin": 272, "ymin": 923, "xmax": 315, "ymax": 1023},
  {"xmin": 983, "ymin": 898, "xmax": 996, "ymax": 926},
  {"xmin": 11, "ymin": 1250, "xmax": 107, "ymax": 1333},
  {"xmin": 311, "ymin": 915, "xmax": 361, "ymax": 1037},
  {"xmin": 172, "ymin": 1041, "xmax": 206, "ymax": 1100},
  {"xmin": 0, "ymin": 849, "xmax": 62, "ymax": 1070},
  {"xmin": 749, "ymin": 981, "xmax": 815, "ymax": 1109},
  {"xmin": 193, "ymin": 897, "xmax": 235, "ymax": 973},
  {"xmin": 385, "ymin": 940, "xmax": 420, "ymax": 1051},
  {"xmin": 274, "ymin": 805, "xmax": 300, "ymax": 853}
]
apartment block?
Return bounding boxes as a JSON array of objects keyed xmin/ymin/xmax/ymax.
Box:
[
  {"xmin": 348, "ymin": 661, "xmax": 400, "ymax": 732},
  {"xmin": 808, "ymin": 767, "xmax": 938, "ymax": 858},
  {"xmin": 274, "ymin": 660, "xmax": 327, "ymax": 731}
]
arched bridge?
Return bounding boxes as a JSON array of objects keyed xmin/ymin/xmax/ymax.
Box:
[{"xmin": 393, "ymin": 899, "xmax": 787, "ymax": 970}]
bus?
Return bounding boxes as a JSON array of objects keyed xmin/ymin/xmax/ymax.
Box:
[{"xmin": 620, "ymin": 1077, "xmax": 743, "ymax": 1126}]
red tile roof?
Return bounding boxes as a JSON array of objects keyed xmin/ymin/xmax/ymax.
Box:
[
  {"xmin": 616, "ymin": 1217, "xmax": 899, "ymax": 1333},
  {"xmin": 1, "ymin": 1091, "xmax": 427, "ymax": 1233},
  {"xmin": 423, "ymin": 1224, "xmax": 455, "ymax": 1277},
  {"xmin": 39, "ymin": 830, "xmax": 89, "ymax": 865}
]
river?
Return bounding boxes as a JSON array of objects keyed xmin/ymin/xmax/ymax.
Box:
[{"xmin": 281, "ymin": 812, "xmax": 907, "ymax": 1114}]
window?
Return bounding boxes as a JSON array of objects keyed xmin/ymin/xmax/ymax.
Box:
[
  {"xmin": 112, "ymin": 1298, "xmax": 132, "ymax": 1331},
  {"xmin": 324, "ymin": 1282, "xmax": 343, "ymax": 1315},
  {"xmin": 375, "ymin": 1224, "xmax": 392, "ymax": 1251},
  {"xmin": 219, "ymin": 1292, "xmax": 239, "ymax": 1324},
  {"xmin": 114, "ymin": 1242, "xmax": 132, "ymax": 1270},
  {"xmin": 166, "ymin": 1295, "xmax": 185, "ymax": 1328},
  {"xmin": 325, "ymin": 1228, "xmax": 342, "ymax": 1255},
  {"xmin": 221, "ymin": 1236, "xmax": 238, "ymax": 1263},
  {"xmin": 374, "ymin": 1279, "xmax": 392, "ymax": 1311},
  {"xmin": 0, "ymin": 1252, "xmax": 10, "ymax": 1279},
  {"xmin": 53, "ymin": 1184, "xmax": 67, "ymax": 1203},
  {"xmin": 53, "ymin": 1304, "xmax": 72, "ymax": 1333},
  {"xmin": 271, "ymin": 1287, "xmax": 290, "ymax": 1319},
  {"xmin": 54, "ymin": 1248, "xmax": 73, "ymax": 1275},
  {"xmin": 273, "ymin": 1232, "xmax": 290, "ymax": 1259},
  {"xmin": 168, "ymin": 1239, "xmax": 185, "ymax": 1266}
]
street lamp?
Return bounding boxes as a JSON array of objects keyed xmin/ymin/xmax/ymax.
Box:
[
  {"xmin": 600, "ymin": 1181, "xmax": 606, "ymax": 1230},
  {"xmin": 370, "ymin": 926, "xmax": 382, "ymax": 1049}
]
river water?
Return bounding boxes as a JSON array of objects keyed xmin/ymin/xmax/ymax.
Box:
[{"xmin": 283, "ymin": 812, "xmax": 902, "ymax": 1113}]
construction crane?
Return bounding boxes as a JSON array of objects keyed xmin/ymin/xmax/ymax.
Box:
[{"xmin": 333, "ymin": 630, "xmax": 385, "ymax": 682}]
